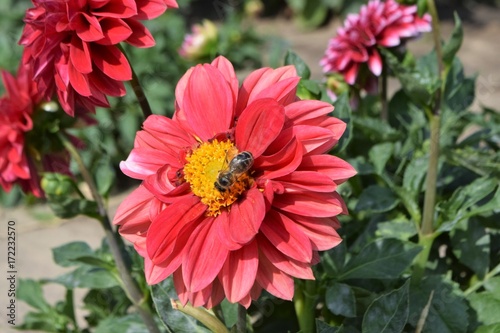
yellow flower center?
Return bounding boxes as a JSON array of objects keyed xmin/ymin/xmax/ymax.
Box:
[{"xmin": 183, "ymin": 140, "xmax": 253, "ymax": 216}]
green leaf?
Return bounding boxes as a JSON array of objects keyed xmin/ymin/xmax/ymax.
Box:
[
  {"xmin": 284, "ymin": 50, "xmax": 311, "ymax": 79},
  {"xmin": 475, "ymin": 323, "xmax": 500, "ymax": 333},
  {"xmin": 355, "ymin": 185, "xmax": 400, "ymax": 214},
  {"xmin": 450, "ymin": 218, "xmax": 490, "ymax": 279},
  {"xmin": 381, "ymin": 49, "xmax": 438, "ymax": 107},
  {"xmin": 52, "ymin": 241, "xmax": 94, "ymax": 267},
  {"xmin": 417, "ymin": 0, "xmax": 428, "ymax": 16},
  {"xmin": 442, "ymin": 13, "xmax": 463, "ymax": 65},
  {"xmin": 409, "ymin": 276, "xmax": 469, "ymax": 333},
  {"xmin": 484, "ymin": 277, "xmax": 500, "ymax": 293},
  {"xmin": 321, "ymin": 241, "xmax": 346, "ymax": 277},
  {"xmin": 368, "ymin": 143, "xmax": 394, "ymax": 174},
  {"xmin": 47, "ymin": 197, "xmax": 99, "ymax": 219},
  {"xmin": 325, "ymin": 282, "xmax": 357, "ymax": 318},
  {"xmin": 316, "ymin": 319, "xmax": 344, "ymax": 333},
  {"xmin": 94, "ymin": 155, "xmax": 116, "ymax": 197},
  {"xmin": 332, "ymin": 93, "xmax": 353, "ymax": 153},
  {"xmin": 152, "ymin": 277, "xmax": 211, "ymax": 333},
  {"xmin": 17, "ymin": 279, "xmax": 51, "ymax": 312},
  {"xmin": 438, "ymin": 177, "xmax": 498, "ymax": 232},
  {"xmin": 468, "ymin": 291, "xmax": 500, "ymax": 325},
  {"xmin": 353, "ymin": 116, "xmax": 401, "ymax": 142},
  {"xmin": 376, "ymin": 216, "xmax": 418, "ymax": 240},
  {"xmin": 403, "ymin": 156, "xmax": 428, "ymax": 195},
  {"xmin": 95, "ymin": 314, "xmax": 148, "ymax": 333},
  {"xmin": 362, "ymin": 280, "xmax": 410, "ymax": 333},
  {"xmin": 51, "ymin": 266, "xmax": 119, "ymax": 289},
  {"xmin": 339, "ymin": 238, "xmax": 421, "ymax": 280},
  {"xmin": 220, "ymin": 299, "xmax": 238, "ymax": 329}
]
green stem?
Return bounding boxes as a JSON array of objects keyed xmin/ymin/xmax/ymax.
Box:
[
  {"xmin": 237, "ymin": 304, "xmax": 247, "ymax": 333},
  {"xmin": 172, "ymin": 300, "xmax": 228, "ymax": 333},
  {"xmin": 118, "ymin": 44, "xmax": 152, "ymax": 118},
  {"xmin": 426, "ymin": 0, "xmax": 445, "ymax": 116},
  {"xmin": 464, "ymin": 263, "xmax": 500, "ymax": 296},
  {"xmin": 59, "ymin": 133, "xmax": 160, "ymax": 333},
  {"xmin": 421, "ymin": 114, "xmax": 440, "ymax": 236},
  {"xmin": 294, "ymin": 280, "xmax": 316, "ymax": 333},
  {"xmin": 412, "ymin": 233, "xmax": 436, "ymax": 283}
]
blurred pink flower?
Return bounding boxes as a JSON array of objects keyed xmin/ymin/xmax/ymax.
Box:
[
  {"xmin": 114, "ymin": 56, "xmax": 356, "ymax": 308},
  {"xmin": 179, "ymin": 19, "xmax": 218, "ymax": 61},
  {"xmin": 320, "ymin": 0, "xmax": 431, "ymax": 87},
  {"xmin": 19, "ymin": 0, "xmax": 178, "ymax": 116}
]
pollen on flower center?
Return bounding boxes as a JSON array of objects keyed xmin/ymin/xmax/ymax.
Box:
[{"xmin": 183, "ymin": 140, "xmax": 253, "ymax": 216}]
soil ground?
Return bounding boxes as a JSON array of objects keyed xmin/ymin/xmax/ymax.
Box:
[{"xmin": 1, "ymin": 5, "xmax": 499, "ymax": 332}]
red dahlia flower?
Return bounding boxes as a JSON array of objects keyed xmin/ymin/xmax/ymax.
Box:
[
  {"xmin": 19, "ymin": 0, "xmax": 178, "ymax": 116},
  {"xmin": 113, "ymin": 56, "xmax": 356, "ymax": 308},
  {"xmin": 320, "ymin": 0, "xmax": 431, "ymax": 87},
  {"xmin": 0, "ymin": 65, "xmax": 44, "ymax": 197}
]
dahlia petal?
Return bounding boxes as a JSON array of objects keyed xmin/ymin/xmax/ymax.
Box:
[
  {"xmin": 275, "ymin": 171, "xmax": 337, "ymax": 193},
  {"xmin": 220, "ymin": 240, "xmax": 258, "ymax": 303},
  {"xmin": 173, "ymin": 268, "xmax": 189, "ymax": 305},
  {"xmin": 135, "ymin": 0, "xmax": 169, "ymax": 20},
  {"xmin": 114, "ymin": 185, "xmax": 154, "ymax": 229},
  {"xmin": 91, "ymin": 44, "xmax": 132, "ymax": 81},
  {"xmin": 236, "ymin": 66, "xmax": 298, "ymax": 115},
  {"xmin": 299, "ymin": 155, "xmax": 357, "ymax": 184},
  {"xmin": 214, "ymin": 211, "xmax": 242, "ymax": 251},
  {"xmin": 273, "ymin": 191, "xmax": 344, "ymax": 217},
  {"xmin": 344, "ymin": 62, "xmax": 359, "ymax": 85},
  {"xmin": 147, "ymin": 195, "xmax": 205, "ymax": 264},
  {"xmin": 182, "ymin": 219, "xmax": 229, "ymax": 292},
  {"xmin": 255, "ymin": 137, "xmax": 303, "ymax": 179},
  {"xmin": 75, "ymin": 13, "xmax": 104, "ymax": 42},
  {"xmin": 235, "ymin": 98, "xmax": 285, "ymax": 158},
  {"xmin": 260, "ymin": 210, "xmax": 312, "ymax": 263},
  {"xmin": 290, "ymin": 125, "xmax": 338, "ymax": 155},
  {"xmin": 120, "ymin": 147, "xmax": 173, "ymax": 179},
  {"xmin": 368, "ymin": 49, "xmax": 383, "ymax": 76},
  {"xmin": 88, "ymin": 69, "xmax": 127, "ymax": 97},
  {"xmin": 253, "ymin": 77, "xmax": 300, "ymax": 106},
  {"xmin": 183, "ymin": 64, "xmax": 234, "ymax": 141},
  {"xmin": 69, "ymin": 39, "xmax": 92, "ymax": 74},
  {"xmin": 68, "ymin": 63, "xmax": 91, "ymax": 96},
  {"xmin": 256, "ymin": 252, "xmax": 294, "ymax": 300},
  {"xmin": 284, "ymin": 100, "xmax": 333, "ymax": 127},
  {"xmin": 124, "ymin": 19, "xmax": 155, "ymax": 48},
  {"xmin": 97, "ymin": 18, "xmax": 133, "ymax": 45},
  {"xmin": 258, "ymin": 235, "xmax": 314, "ymax": 279},
  {"xmin": 205, "ymin": 278, "xmax": 225, "ymax": 309},
  {"xmin": 284, "ymin": 212, "xmax": 342, "ymax": 251},
  {"xmin": 211, "ymin": 56, "xmax": 238, "ymax": 105},
  {"xmin": 144, "ymin": 256, "xmax": 172, "ymax": 284},
  {"xmin": 226, "ymin": 187, "xmax": 266, "ymax": 245},
  {"xmin": 142, "ymin": 115, "xmax": 197, "ymax": 151},
  {"xmin": 91, "ymin": 0, "xmax": 137, "ymax": 18}
]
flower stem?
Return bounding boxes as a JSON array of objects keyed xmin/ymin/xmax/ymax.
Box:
[
  {"xmin": 172, "ymin": 300, "xmax": 229, "ymax": 333},
  {"xmin": 294, "ymin": 280, "xmax": 316, "ymax": 333},
  {"xmin": 118, "ymin": 44, "xmax": 152, "ymax": 118},
  {"xmin": 59, "ymin": 133, "xmax": 160, "ymax": 333},
  {"xmin": 413, "ymin": 0, "xmax": 445, "ymax": 284},
  {"xmin": 237, "ymin": 304, "xmax": 247, "ymax": 333}
]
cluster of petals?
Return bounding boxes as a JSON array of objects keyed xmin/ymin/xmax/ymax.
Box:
[
  {"xmin": 0, "ymin": 65, "xmax": 44, "ymax": 197},
  {"xmin": 320, "ymin": 0, "xmax": 431, "ymax": 86},
  {"xmin": 114, "ymin": 56, "xmax": 356, "ymax": 308},
  {"xmin": 19, "ymin": 0, "xmax": 178, "ymax": 116}
]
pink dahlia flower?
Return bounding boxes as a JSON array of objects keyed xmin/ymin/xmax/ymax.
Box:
[
  {"xmin": 0, "ymin": 65, "xmax": 44, "ymax": 197},
  {"xmin": 19, "ymin": 0, "xmax": 178, "ymax": 116},
  {"xmin": 114, "ymin": 56, "xmax": 356, "ymax": 308},
  {"xmin": 320, "ymin": 0, "xmax": 431, "ymax": 86}
]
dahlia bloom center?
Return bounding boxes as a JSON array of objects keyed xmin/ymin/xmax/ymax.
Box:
[{"xmin": 183, "ymin": 140, "xmax": 253, "ymax": 216}]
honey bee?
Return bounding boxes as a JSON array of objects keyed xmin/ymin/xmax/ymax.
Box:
[{"xmin": 214, "ymin": 151, "xmax": 254, "ymax": 192}]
